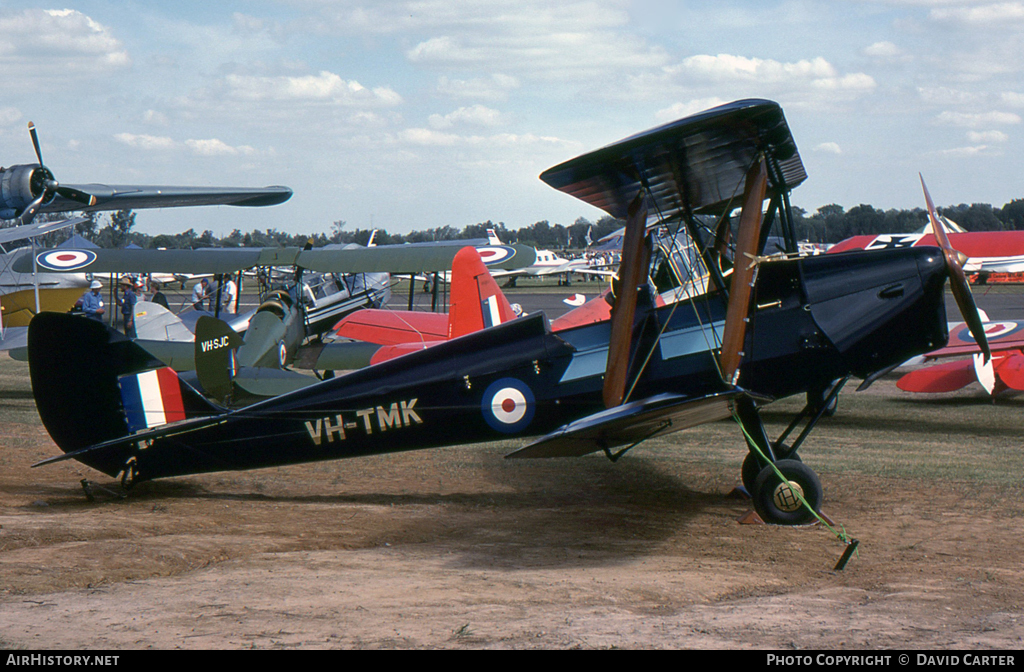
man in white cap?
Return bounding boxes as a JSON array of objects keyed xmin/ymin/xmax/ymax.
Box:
[{"xmin": 81, "ymin": 280, "xmax": 106, "ymax": 321}]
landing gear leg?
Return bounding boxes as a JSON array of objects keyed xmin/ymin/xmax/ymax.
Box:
[
  {"xmin": 735, "ymin": 396, "xmax": 776, "ymax": 492},
  {"xmin": 735, "ymin": 396, "xmax": 824, "ymax": 525}
]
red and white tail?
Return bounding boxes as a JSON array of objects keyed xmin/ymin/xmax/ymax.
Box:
[{"xmin": 447, "ymin": 246, "xmax": 518, "ymax": 339}]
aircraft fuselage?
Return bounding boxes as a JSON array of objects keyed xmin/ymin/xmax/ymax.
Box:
[{"xmin": 116, "ymin": 246, "xmax": 948, "ymax": 481}]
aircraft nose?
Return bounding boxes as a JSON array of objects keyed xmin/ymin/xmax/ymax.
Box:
[{"xmin": 915, "ymin": 250, "xmax": 948, "ymax": 288}]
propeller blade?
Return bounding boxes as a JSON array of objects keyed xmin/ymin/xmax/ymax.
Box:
[
  {"xmin": 28, "ymin": 121, "xmax": 43, "ymax": 165},
  {"xmin": 719, "ymin": 157, "xmax": 768, "ymax": 384},
  {"xmin": 26, "ymin": 122, "xmax": 97, "ymax": 207},
  {"xmin": 920, "ymin": 175, "xmax": 991, "ymax": 362},
  {"xmin": 973, "ymin": 352, "xmax": 996, "ymax": 395},
  {"xmin": 603, "ymin": 192, "xmax": 649, "ymax": 408}
]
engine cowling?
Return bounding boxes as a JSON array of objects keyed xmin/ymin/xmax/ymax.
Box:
[{"xmin": 0, "ymin": 164, "xmax": 56, "ymax": 219}]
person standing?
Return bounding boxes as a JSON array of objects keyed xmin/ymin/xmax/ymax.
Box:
[
  {"xmin": 80, "ymin": 280, "xmax": 105, "ymax": 321},
  {"xmin": 221, "ymin": 274, "xmax": 238, "ymax": 314},
  {"xmin": 120, "ymin": 277, "xmax": 138, "ymax": 338},
  {"xmin": 150, "ymin": 281, "xmax": 170, "ymax": 310},
  {"xmin": 191, "ymin": 278, "xmax": 210, "ymax": 311}
]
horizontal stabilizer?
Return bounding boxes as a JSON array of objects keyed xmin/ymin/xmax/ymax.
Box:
[
  {"xmin": 292, "ymin": 340, "xmax": 381, "ymax": 371},
  {"xmin": 897, "ymin": 360, "xmax": 976, "ymax": 393},
  {"xmin": 506, "ymin": 389, "xmax": 757, "ymax": 459},
  {"xmin": 232, "ymin": 366, "xmax": 319, "ymax": 398}
]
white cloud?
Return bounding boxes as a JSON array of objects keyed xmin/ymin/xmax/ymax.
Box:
[
  {"xmin": 0, "ymin": 8, "xmax": 131, "ymax": 76},
  {"xmin": 114, "ymin": 133, "xmax": 176, "ymax": 150},
  {"xmin": 436, "ymin": 74, "xmax": 520, "ymax": 101},
  {"xmin": 918, "ymin": 86, "xmax": 984, "ymax": 105},
  {"xmin": 398, "ymin": 1, "xmax": 666, "ymax": 80},
  {"xmin": 935, "ymin": 110, "xmax": 1021, "ymax": 126},
  {"xmin": 863, "ymin": 41, "xmax": 903, "ymax": 58},
  {"xmin": 931, "ymin": 2, "xmax": 1024, "ymax": 23},
  {"xmin": 1001, "ymin": 92, "xmax": 1024, "ymax": 106},
  {"xmin": 967, "ymin": 129, "xmax": 1009, "ymax": 142},
  {"xmin": 223, "ymin": 72, "xmax": 402, "ymax": 106},
  {"xmin": 935, "ymin": 145, "xmax": 995, "ymax": 157},
  {"xmin": 654, "ymin": 98, "xmax": 728, "ymax": 122},
  {"xmin": 143, "ymin": 109, "xmax": 169, "ymax": 125},
  {"xmin": 655, "ymin": 53, "xmax": 875, "ymax": 106},
  {"xmin": 398, "ymin": 127, "xmax": 575, "ymax": 150},
  {"xmin": 185, "ymin": 138, "xmax": 256, "ymax": 156},
  {"xmin": 814, "ymin": 142, "xmax": 843, "ymax": 154},
  {"xmin": 428, "ymin": 105, "xmax": 503, "ymax": 129},
  {"xmin": 115, "ymin": 133, "xmax": 257, "ymax": 156}
]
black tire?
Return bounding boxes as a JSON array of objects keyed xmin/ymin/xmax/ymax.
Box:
[
  {"xmin": 752, "ymin": 459, "xmax": 822, "ymax": 525},
  {"xmin": 740, "ymin": 443, "xmax": 799, "ymax": 494}
]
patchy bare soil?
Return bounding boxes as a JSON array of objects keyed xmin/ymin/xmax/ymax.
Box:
[{"xmin": 0, "ymin": 356, "xmax": 1023, "ymax": 650}]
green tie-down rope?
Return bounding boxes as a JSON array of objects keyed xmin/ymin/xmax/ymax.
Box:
[{"xmin": 732, "ymin": 411, "xmax": 859, "ymax": 571}]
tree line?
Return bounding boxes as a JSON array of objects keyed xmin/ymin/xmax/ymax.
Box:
[{"xmin": 5, "ymin": 196, "xmax": 1024, "ymax": 251}]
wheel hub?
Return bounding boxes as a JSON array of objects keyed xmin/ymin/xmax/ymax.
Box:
[{"xmin": 773, "ymin": 480, "xmax": 804, "ymax": 512}]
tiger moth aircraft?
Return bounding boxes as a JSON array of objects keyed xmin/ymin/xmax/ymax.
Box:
[
  {"xmin": 26, "ymin": 99, "xmax": 989, "ymax": 525},
  {"xmin": 0, "ymin": 121, "xmax": 293, "ymax": 327}
]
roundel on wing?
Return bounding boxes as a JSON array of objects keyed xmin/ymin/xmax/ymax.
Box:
[
  {"xmin": 955, "ymin": 321, "xmax": 1024, "ymax": 343},
  {"xmin": 36, "ymin": 249, "xmax": 97, "ymax": 271},
  {"xmin": 481, "ymin": 377, "xmax": 535, "ymax": 433},
  {"xmin": 475, "ymin": 245, "xmax": 516, "ymax": 266}
]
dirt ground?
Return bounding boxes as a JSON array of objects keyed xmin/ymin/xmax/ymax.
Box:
[{"xmin": 0, "ymin": 356, "xmax": 1023, "ymax": 650}]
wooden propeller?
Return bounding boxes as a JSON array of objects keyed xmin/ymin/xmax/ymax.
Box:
[
  {"xmin": 719, "ymin": 157, "xmax": 768, "ymax": 385},
  {"xmin": 920, "ymin": 175, "xmax": 991, "ymax": 363}
]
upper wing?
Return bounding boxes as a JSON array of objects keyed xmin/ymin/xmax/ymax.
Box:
[
  {"xmin": 37, "ymin": 185, "xmax": 292, "ymax": 214},
  {"xmin": 539, "ymin": 99, "xmax": 805, "ymax": 219}
]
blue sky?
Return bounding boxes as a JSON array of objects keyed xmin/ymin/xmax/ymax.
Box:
[{"xmin": 1, "ymin": 1, "xmax": 1022, "ymax": 237}]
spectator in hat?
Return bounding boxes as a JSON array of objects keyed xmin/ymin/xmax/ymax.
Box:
[{"xmin": 80, "ymin": 280, "xmax": 105, "ymax": 321}]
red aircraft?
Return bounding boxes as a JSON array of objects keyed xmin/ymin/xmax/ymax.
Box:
[
  {"xmin": 897, "ymin": 320, "xmax": 1024, "ymax": 396},
  {"xmin": 829, "ymin": 229, "xmax": 1024, "ymax": 277}
]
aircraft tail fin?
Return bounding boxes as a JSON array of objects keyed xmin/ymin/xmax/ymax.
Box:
[
  {"xmin": 28, "ymin": 312, "xmax": 223, "ymax": 477},
  {"xmin": 486, "ymin": 228, "xmax": 502, "ymax": 245},
  {"xmin": 194, "ymin": 315, "xmax": 245, "ymax": 401},
  {"xmin": 448, "ymin": 246, "xmax": 518, "ymax": 339}
]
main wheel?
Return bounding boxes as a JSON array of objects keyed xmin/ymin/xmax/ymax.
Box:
[
  {"xmin": 752, "ymin": 459, "xmax": 822, "ymax": 525},
  {"xmin": 740, "ymin": 443, "xmax": 800, "ymax": 494}
]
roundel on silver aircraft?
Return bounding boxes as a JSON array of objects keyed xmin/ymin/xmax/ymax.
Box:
[
  {"xmin": 481, "ymin": 377, "xmax": 535, "ymax": 433},
  {"xmin": 36, "ymin": 249, "xmax": 97, "ymax": 271},
  {"xmin": 475, "ymin": 245, "xmax": 516, "ymax": 266}
]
